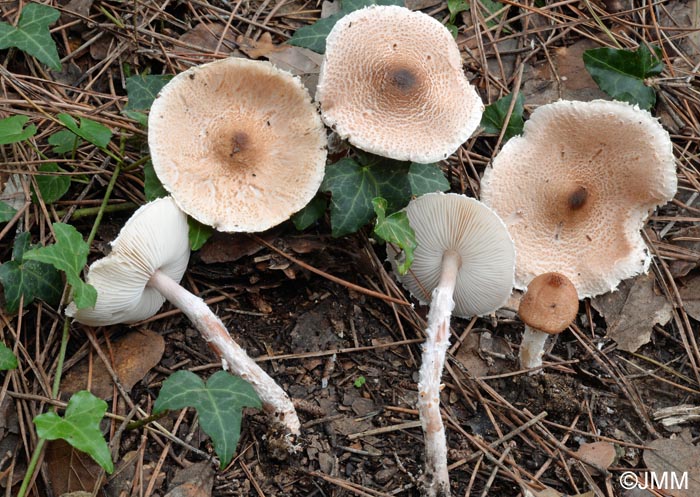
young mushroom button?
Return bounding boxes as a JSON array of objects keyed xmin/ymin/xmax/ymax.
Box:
[
  {"xmin": 387, "ymin": 192, "xmax": 515, "ymax": 497},
  {"xmin": 66, "ymin": 197, "xmax": 301, "ymax": 439},
  {"xmin": 518, "ymin": 272, "xmax": 579, "ymax": 372}
]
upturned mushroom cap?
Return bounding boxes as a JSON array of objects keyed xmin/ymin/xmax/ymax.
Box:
[
  {"xmin": 316, "ymin": 5, "xmax": 484, "ymax": 163},
  {"xmin": 481, "ymin": 99, "xmax": 677, "ymax": 298},
  {"xmin": 149, "ymin": 57, "xmax": 327, "ymax": 232},
  {"xmin": 519, "ymin": 272, "xmax": 578, "ymax": 334},
  {"xmin": 388, "ymin": 192, "xmax": 515, "ymax": 317},
  {"xmin": 66, "ymin": 197, "xmax": 190, "ymax": 325}
]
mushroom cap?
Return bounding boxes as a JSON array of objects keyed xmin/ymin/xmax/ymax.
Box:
[
  {"xmin": 316, "ymin": 5, "xmax": 484, "ymax": 163},
  {"xmin": 66, "ymin": 197, "xmax": 190, "ymax": 326},
  {"xmin": 149, "ymin": 57, "xmax": 327, "ymax": 232},
  {"xmin": 519, "ymin": 272, "xmax": 578, "ymax": 334},
  {"xmin": 481, "ymin": 99, "xmax": 677, "ymax": 298},
  {"xmin": 388, "ymin": 192, "xmax": 515, "ymax": 318}
]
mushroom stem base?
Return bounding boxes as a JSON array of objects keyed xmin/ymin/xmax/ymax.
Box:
[
  {"xmin": 519, "ymin": 325, "xmax": 549, "ymax": 373},
  {"xmin": 417, "ymin": 250, "xmax": 461, "ymax": 497},
  {"xmin": 147, "ymin": 270, "xmax": 301, "ymax": 439}
]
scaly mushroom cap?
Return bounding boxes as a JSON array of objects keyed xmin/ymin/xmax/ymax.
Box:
[
  {"xmin": 149, "ymin": 58, "xmax": 327, "ymax": 232},
  {"xmin": 388, "ymin": 192, "xmax": 515, "ymax": 317},
  {"xmin": 316, "ymin": 5, "xmax": 484, "ymax": 163},
  {"xmin": 66, "ymin": 197, "xmax": 190, "ymax": 325},
  {"xmin": 519, "ymin": 272, "xmax": 578, "ymax": 334},
  {"xmin": 481, "ymin": 99, "xmax": 677, "ymax": 298}
]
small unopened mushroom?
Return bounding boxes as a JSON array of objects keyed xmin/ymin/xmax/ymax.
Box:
[
  {"xmin": 316, "ymin": 5, "xmax": 484, "ymax": 163},
  {"xmin": 149, "ymin": 57, "xmax": 327, "ymax": 233},
  {"xmin": 481, "ymin": 99, "xmax": 677, "ymax": 298},
  {"xmin": 67, "ymin": 197, "xmax": 300, "ymax": 438},
  {"xmin": 518, "ymin": 272, "xmax": 578, "ymax": 372},
  {"xmin": 387, "ymin": 193, "xmax": 515, "ymax": 497}
]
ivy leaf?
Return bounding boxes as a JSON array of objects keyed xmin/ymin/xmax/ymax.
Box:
[
  {"xmin": 407, "ymin": 163, "xmax": 450, "ymax": 196},
  {"xmin": 583, "ymin": 45, "xmax": 663, "ymax": 110},
  {"xmin": 23, "ymin": 223, "xmax": 97, "ymax": 309},
  {"xmin": 448, "ymin": 0, "xmax": 503, "ymax": 27},
  {"xmin": 0, "ymin": 3, "xmax": 61, "ymax": 71},
  {"xmin": 0, "ymin": 342, "xmax": 18, "ymax": 370},
  {"xmin": 33, "ymin": 163, "xmax": 71, "ymax": 205},
  {"xmin": 34, "ymin": 391, "xmax": 113, "ymax": 473},
  {"xmin": 56, "ymin": 113, "xmax": 112, "ymax": 149},
  {"xmin": 123, "ymin": 111, "xmax": 148, "ymax": 127},
  {"xmin": 321, "ymin": 158, "xmax": 411, "ymax": 237},
  {"xmin": 0, "ymin": 115, "xmax": 37, "ymax": 145},
  {"xmin": 372, "ymin": 198, "xmax": 416, "ymax": 274},
  {"xmin": 448, "ymin": 0, "xmax": 469, "ymax": 23},
  {"xmin": 292, "ymin": 194, "xmax": 328, "ymax": 231},
  {"xmin": 154, "ymin": 371, "xmax": 261, "ymax": 468},
  {"xmin": 481, "ymin": 93, "xmax": 525, "ymax": 140},
  {"xmin": 0, "ymin": 202, "xmax": 17, "ymax": 223},
  {"xmin": 188, "ymin": 218, "xmax": 214, "ymax": 251},
  {"xmin": 48, "ymin": 129, "xmax": 81, "ymax": 154},
  {"xmin": 125, "ymin": 74, "xmax": 172, "ymax": 111},
  {"xmin": 143, "ymin": 161, "xmax": 168, "ymax": 201},
  {"xmin": 0, "ymin": 232, "xmax": 63, "ymax": 313}
]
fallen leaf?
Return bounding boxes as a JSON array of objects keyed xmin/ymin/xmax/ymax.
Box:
[
  {"xmin": 45, "ymin": 440, "xmax": 104, "ymax": 496},
  {"xmin": 104, "ymin": 451, "xmax": 163, "ymax": 497},
  {"xmin": 667, "ymin": 225, "xmax": 700, "ymax": 278},
  {"xmin": 178, "ymin": 22, "xmax": 237, "ymax": 55},
  {"xmin": 164, "ymin": 461, "xmax": 215, "ymax": 497},
  {"xmin": 266, "ymin": 46, "xmax": 323, "ymax": 95},
  {"xmin": 197, "ymin": 231, "xmax": 277, "ymax": 264},
  {"xmin": 574, "ymin": 442, "xmax": 617, "ymax": 473},
  {"xmin": 678, "ymin": 272, "xmax": 700, "ymax": 321},
  {"xmin": 455, "ymin": 331, "xmax": 512, "ymax": 378},
  {"xmin": 237, "ymin": 32, "xmax": 285, "ymax": 59},
  {"xmin": 62, "ymin": 329, "xmax": 164, "ymax": 399},
  {"xmin": 522, "ymin": 486, "xmax": 595, "ymax": 497},
  {"xmin": 643, "ymin": 438, "xmax": 700, "ymax": 497},
  {"xmin": 591, "ymin": 273, "xmax": 673, "ymax": 353}
]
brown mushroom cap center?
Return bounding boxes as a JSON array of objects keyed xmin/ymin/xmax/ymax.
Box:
[
  {"xmin": 212, "ymin": 129, "xmax": 256, "ymax": 165},
  {"xmin": 567, "ymin": 185, "xmax": 588, "ymax": 211},
  {"xmin": 388, "ymin": 67, "xmax": 418, "ymax": 92}
]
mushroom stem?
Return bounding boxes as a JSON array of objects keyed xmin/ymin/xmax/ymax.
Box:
[
  {"xmin": 418, "ymin": 249, "xmax": 461, "ymax": 497},
  {"xmin": 519, "ymin": 325, "xmax": 549, "ymax": 372},
  {"xmin": 147, "ymin": 269, "xmax": 301, "ymax": 437}
]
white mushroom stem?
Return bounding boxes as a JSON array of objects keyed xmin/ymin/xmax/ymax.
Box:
[
  {"xmin": 417, "ymin": 249, "xmax": 461, "ymax": 497},
  {"xmin": 519, "ymin": 325, "xmax": 549, "ymax": 372},
  {"xmin": 148, "ymin": 269, "xmax": 301, "ymax": 436}
]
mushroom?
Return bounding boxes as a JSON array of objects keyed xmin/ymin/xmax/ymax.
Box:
[
  {"xmin": 316, "ymin": 5, "xmax": 483, "ymax": 163},
  {"xmin": 387, "ymin": 192, "xmax": 515, "ymax": 497},
  {"xmin": 481, "ymin": 99, "xmax": 677, "ymax": 298},
  {"xmin": 66, "ymin": 197, "xmax": 301, "ymax": 438},
  {"xmin": 518, "ymin": 272, "xmax": 578, "ymax": 372},
  {"xmin": 148, "ymin": 57, "xmax": 327, "ymax": 233}
]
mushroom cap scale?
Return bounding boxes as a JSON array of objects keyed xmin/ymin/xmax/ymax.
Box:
[
  {"xmin": 316, "ymin": 5, "xmax": 484, "ymax": 163},
  {"xmin": 519, "ymin": 272, "xmax": 579, "ymax": 334},
  {"xmin": 481, "ymin": 99, "xmax": 677, "ymax": 298},
  {"xmin": 388, "ymin": 192, "xmax": 515, "ymax": 318},
  {"xmin": 149, "ymin": 57, "xmax": 327, "ymax": 233},
  {"xmin": 66, "ymin": 197, "xmax": 190, "ymax": 326}
]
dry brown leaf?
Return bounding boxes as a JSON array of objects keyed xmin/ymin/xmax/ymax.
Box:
[
  {"xmin": 62, "ymin": 329, "xmax": 164, "ymax": 399},
  {"xmin": 237, "ymin": 32, "xmax": 285, "ymax": 59},
  {"xmin": 678, "ymin": 273, "xmax": 700, "ymax": 321},
  {"xmin": 643, "ymin": 438, "xmax": 700, "ymax": 497},
  {"xmin": 46, "ymin": 440, "xmax": 104, "ymax": 496},
  {"xmin": 523, "ymin": 486, "xmax": 595, "ymax": 497},
  {"xmin": 591, "ymin": 273, "xmax": 672, "ymax": 352},
  {"xmin": 668, "ymin": 226, "xmax": 700, "ymax": 278},
  {"xmin": 574, "ymin": 442, "xmax": 617, "ymax": 473},
  {"xmin": 455, "ymin": 332, "xmax": 512, "ymax": 378},
  {"xmin": 164, "ymin": 461, "xmax": 215, "ymax": 497},
  {"xmin": 179, "ymin": 23, "xmax": 237, "ymax": 55}
]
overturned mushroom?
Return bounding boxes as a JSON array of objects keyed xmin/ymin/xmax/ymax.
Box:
[
  {"xmin": 67, "ymin": 197, "xmax": 300, "ymax": 438},
  {"xmin": 316, "ymin": 5, "xmax": 484, "ymax": 163},
  {"xmin": 481, "ymin": 99, "xmax": 677, "ymax": 298},
  {"xmin": 387, "ymin": 193, "xmax": 515, "ymax": 496}
]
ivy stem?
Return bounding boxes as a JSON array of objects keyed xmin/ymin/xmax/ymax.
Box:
[
  {"xmin": 57, "ymin": 201, "xmax": 136, "ymax": 220},
  {"xmin": 87, "ymin": 162, "xmax": 120, "ymax": 246}
]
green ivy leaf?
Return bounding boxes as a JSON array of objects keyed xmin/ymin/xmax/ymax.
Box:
[
  {"xmin": 372, "ymin": 197, "xmax": 416, "ymax": 274},
  {"xmin": 292, "ymin": 194, "xmax": 328, "ymax": 230},
  {"xmin": 0, "ymin": 342, "xmax": 18, "ymax": 370},
  {"xmin": 0, "ymin": 3, "xmax": 61, "ymax": 70},
  {"xmin": 0, "ymin": 201, "xmax": 17, "ymax": 223},
  {"xmin": 33, "ymin": 163, "xmax": 71, "ymax": 205},
  {"xmin": 288, "ymin": 0, "xmax": 403, "ymax": 53},
  {"xmin": 321, "ymin": 158, "xmax": 411, "ymax": 237},
  {"xmin": 34, "ymin": 391, "xmax": 113, "ymax": 473},
  {"xmin": 154, "ymin": 371, "xmax": 261, "ymax": 468},
  {"xmin": 23, "ymin": 223, "xmax": 97, "ymax": 309},
  {"xmin": 0, "ymin": 232, "xmax": 63, "ymax": 313},
  {"xmin": 583, "ymin": 45, "xmax": 663, "ymax": 110},
  {"xmin": 143, "ymin": 161, "xmax": 168, "ymax": 201},
  {"xmin": 448, "ymin": 0, "xmax": 503, "ymax": 26},
  {"xmin": 0, "ymin": 115, "xmax": 37, "ymax": 145},
  {"xmin": 125, "ymin": 74, "xmax": 172, "ymax": 111},
  {"xmin": 407, "ymin": 163, "xmax": 450, "ymax": 196},
  {"xmin": 123, "ymin": 110, "xmax": 148, "ymax": 127},
  {"xmin": 448, "ymin": 0, "xmax": 469, "ymax": 23},
  {"xmin": 481, "ymin": 93, "xmax": 525, "ymax": 141},
  {"xmin": 56, "ymin": 113, "xmax": 113, "ymax": 149},
  {"xmin": 48, "ymin": 129, "xmax": 81, "ymax": 154},
  {"xmin": 188, "ymin": 218, "xmax": 214, "ymax": 251}
]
